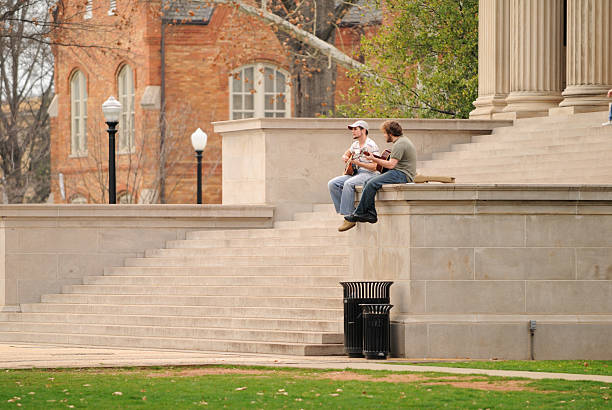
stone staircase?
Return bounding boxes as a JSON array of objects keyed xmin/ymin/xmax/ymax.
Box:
[
  {"xmin": 0, "ymin": 204, "xmax": 348, "ymax": 356},
  {"xmin": 418, "ymin": 109, "xmax": 612, "ymax": 183}
]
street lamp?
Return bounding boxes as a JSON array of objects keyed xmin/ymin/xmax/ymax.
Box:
[
  {"xmin": 190, "ymin": 128, "xmax": 208, "ymax": 204},
  {"xmin": 102, "ymin": 96, "xmax": 121, "ymax": 204}
]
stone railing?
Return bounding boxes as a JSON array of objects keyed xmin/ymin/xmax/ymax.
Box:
[
  {"xmin": 349, "ymin": 184, "xmax": 612, "ymax": 359},
  {"xmin": 0, "ymin": 204, "xmax": 273, "ymax": 311},
  {"xmin": 214, "ymin": 118, "xmax": 512, "ymax": 221}
]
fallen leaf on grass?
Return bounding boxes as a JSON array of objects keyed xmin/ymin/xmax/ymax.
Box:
[
  {"xmin": 329, "ymin": 393, "xmax": 339, "ymax": 397},
  {"xmin": 112, "ymin": 392, "xmax": 123, "ymax": 396},
  {"xmin": 235, "ymin": 387, "xmax": 247, "ymax": 391}
]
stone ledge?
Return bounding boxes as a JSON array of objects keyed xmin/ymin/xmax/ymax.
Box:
[
  {"xmin": 0, "ymin": 204, "xmax": 274, "ymax": 219},
  {"xmin": 213, "ymin": 117, "xmax": 514, "ymax": 133},
  {"xmin": 356, "ymin": 183, "xmax": 612, "ymax": 202}
]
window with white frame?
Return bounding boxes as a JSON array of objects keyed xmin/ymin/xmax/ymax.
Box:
[
  {"xmin": 230, "ymin": 63, "xmax": 290, "ymax": 119},
  {"xmin": 109, "ymin": 0, "xmax": 117, "ymax": 15},
  {"xmin": 117, "ymin": 64, "xmax": 135, "ymax": 153},
  {"xmin": 70, "ymin": 70, "xmax": 88, "ymax": 156},
  {"xmin": 118, "ymin": 191, "xmax": 134, "ymax": 204},
  {"xmin": 84, "ymin": 0, "xmax": 92, "ymax": 19},
  {"xmin": 69, "ymin": 194, "xmax": 88, "ymax": 204}
]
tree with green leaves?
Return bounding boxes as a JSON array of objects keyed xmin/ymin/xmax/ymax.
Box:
[{"xmin": 339, "ymin": 0, "xmax": 478, "ymax": 119}]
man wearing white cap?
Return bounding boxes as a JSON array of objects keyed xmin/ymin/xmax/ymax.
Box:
[{"xmin": 328, "ymin": 120, "xmax": 380, "ymax": 231}]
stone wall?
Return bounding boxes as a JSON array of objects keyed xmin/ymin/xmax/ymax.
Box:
[
  {"xmin": 0, "ymin": 204, "xmax": 273, "ymax": 311},
  {"xmin": 348, "ymin": 184, "xmax": 612, "ymax": 359},
  {"xmin": 214, "ymin": 118, "xmax": 511, "ymax": 221}
]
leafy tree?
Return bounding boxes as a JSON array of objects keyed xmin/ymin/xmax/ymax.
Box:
[{"xmin": 339, "ymin": 0, "xmax": 478, "ymax": 118}]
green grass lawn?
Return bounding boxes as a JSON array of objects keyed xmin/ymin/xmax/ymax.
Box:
[
  {"xmin": 398, "ymin": 360, "xmax": 612, "ymax": 376},
  {"xmin": 0, "ymin": 365, "xmax": 610, "ymax": 408}
]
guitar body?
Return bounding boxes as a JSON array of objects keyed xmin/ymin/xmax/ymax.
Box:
[
  {"xmin": 374, "ymin": 149, "xmax": 392, "ymax": 173},
  {"xmin": 343, "ymin": 152, "xmax": 357, "ymax": 176}
]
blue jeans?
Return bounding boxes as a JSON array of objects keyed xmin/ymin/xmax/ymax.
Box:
[
  {"xmin": 328, "ymin": 169, "xmax": 376, "ymax": 215},
  {"xmin": 353, "ymin": 169, "xmax": 410, "ymax": 218},
  {"xmin": 609, "ymin": 104, "xmax": 612, "ymax": 122}
]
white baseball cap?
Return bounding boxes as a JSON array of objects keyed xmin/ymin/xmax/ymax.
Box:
[{"xmin": 348, "ymin": 120, "xmax": 369, "ymax": 131}]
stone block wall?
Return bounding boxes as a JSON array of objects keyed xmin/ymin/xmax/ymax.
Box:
[{"xmin": 348, "ymin": 184, "xmax": 612, "ymax": 359}]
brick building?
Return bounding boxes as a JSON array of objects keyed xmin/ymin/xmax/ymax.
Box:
[{"xmin": 48, "ymin": 0, "xmax": 380, "ymax": 204}]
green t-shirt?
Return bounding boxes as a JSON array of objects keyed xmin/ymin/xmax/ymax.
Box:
[{"xmin": 390, "ymin": 136, "xmax": 417, "ymax": 180}]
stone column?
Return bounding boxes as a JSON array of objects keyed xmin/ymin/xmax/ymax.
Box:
[
  {"xmin": 502, "ymin": 0, "xmax": 565, "ymax": 118},
  {"xmin": 470, "ymin": 0, "xmax": 511, "ymax": 119},
  {"xmin": 560, "ymin": 0, "xmax": 612, "ymax": 110}
]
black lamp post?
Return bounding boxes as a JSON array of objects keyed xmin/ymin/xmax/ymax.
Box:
[
  {"xmin": 190, "ymin": 128, "xmax": 208, "ymax": 204},
  {"xmin": 102, "ymin": 96, "xmax": 122, "ymax": 204}
]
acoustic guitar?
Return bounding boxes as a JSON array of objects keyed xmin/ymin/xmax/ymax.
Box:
[
  {"xmin": 343, "ymin": 152, "xmax": 357, "ymax": 176},
  {"xmin": 373, "ymin": 149, "xmax": 392, "ymax": 173}
]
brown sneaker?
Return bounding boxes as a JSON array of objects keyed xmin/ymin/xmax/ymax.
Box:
[{"xmin": 338, "ymin": 220, "xmax": 356, "ymax": 232}]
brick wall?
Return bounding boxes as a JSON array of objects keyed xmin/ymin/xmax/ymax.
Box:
[{"xmin": 50, "ymin": 0, "xmax": 375, "ymax": 204}]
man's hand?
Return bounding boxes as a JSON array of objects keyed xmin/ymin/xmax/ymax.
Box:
[
  {"xmin": 342, "ymin": 154, "xmax": 349, "ymax": 162},
  {"xmin": 608, "ymin": 89, "xmax": 612, "ymax": 98}
]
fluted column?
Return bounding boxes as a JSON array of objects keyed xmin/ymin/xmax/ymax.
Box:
[
  {"xmin": 560, "ymin": 0, "xmax": 612, "ymax": 109},
  {"xmin": 503, "ymin": 0, "xmax": 565, "ymax": 118},
  {"xmin": 470, "ymin": 0, "xmax": 511, "ymax": 119}
]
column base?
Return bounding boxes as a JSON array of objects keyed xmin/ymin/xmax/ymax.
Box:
[
  {"xmin": 502, "ymin": 91, "xmax": 563, "ymax": 119},
  {"xmin": 469, "ymin": 94, "xmax": 508, "ymax": 119},
  {"xmin": 560, "ymin": 85, "xmax": 612, "ymax": 110}
]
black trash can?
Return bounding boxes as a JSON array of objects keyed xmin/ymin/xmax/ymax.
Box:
[
  {"xmin": 339, "ymin": 281, "xmax": 393, "ymax": 357},
  {"xmin": 360, "ymin": 303, "xmax": 393, "ymax": 360}
]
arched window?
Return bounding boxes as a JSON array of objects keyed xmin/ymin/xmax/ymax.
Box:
[
  {"xmin": 117, "ymin": 191, "xmax": 134, "ymax": 204},
  {"xmin": 230, "ymin": 63, "xmax": 290, "ymax": 119},
  {"xmin": 117, "ymin": 64, "xmax": 135, "ymax": 153},
  {"xmin": 69, "ymin": 194, "xmax": 87, "ymax": 204},
  {"xmin": 70, "ymin": 70, "xmax": 88, "ymax": 156}
]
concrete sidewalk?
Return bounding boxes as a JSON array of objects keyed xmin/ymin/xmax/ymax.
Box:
[{"xmin": 0, "ymin": 343, "xmax": 611, "ymax": 383}]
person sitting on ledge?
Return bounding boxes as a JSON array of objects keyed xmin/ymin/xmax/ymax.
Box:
[
  {"xmin": 604, "ymin": 89, "xmax": 612, "ymax": 126},
  {"xmin": 328, "ymin": 120, "xmax": 380, "ymax": 219},
  {"xmin": 338, "ymin": 120, "xmax": 416, "ymax": 232}
]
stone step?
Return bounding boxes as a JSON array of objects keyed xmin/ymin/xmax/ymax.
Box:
[
  {"xmin": 0, "ymin": 331, "xmax": 344, "ymax": 356},
  {"xmin": 0, "ymin": 321, "xmax": 342, "ymax": 344},
  {"xmin": 430, "ymin": 141, "xmax": 612, "ymax": 162},
  {"xmin": 0, "ymin": 312, "xmax": 342, "ymax": 332},
  {"xmin": 473, "ymin": 124, "xmax": 605, "ymax": 143},
  {"xmin": 40, "ymin": 293, "xmax": 344, "ymax": 309},
  {"xmin": 145, "ymin": 245, "xmax": 349, "ymax": 258},
  {"xmin": 417, "ymin": 167, "xmax": 612, "ymax": 184},
  {"xmin": 166, "ymin": 235, "xmax": 349, "ymax": 249},
  {"xmin": 312, "ymin": 203, "xmax": 337, "ymax": 213},
  {"xmin": 186, "ymin": 227, "xmax": 342, "ymax": 240},
  {"xmin": 273, "ymin": 220, "xmax": 341, "ymax": 229},
  {"xmin": 62, "ymin": 284, "xmax": 343, "ymax": 298},
  {"xmin": 423, "ymin": 147, "xmax": 612, "ymax": 171},
  {"xmin": 293, "ymin": 211, "xmax": 340, "ymax": 221},
  {"xmin": 492, "ymin": 110, "xmax": 608, "ymax": 133},
  {"xmin": 20, "ymin": 303, "xmax": 343, "ymax": 321},
  {"xmin": 84, "ymin": 275, "xmax": 342, "ymax": 287},
  {"xmin": 124, "ymin": 255, "xmax": 348, "ymax": 267},
  {"xmin": 454, "ymin": 129, "xmax": 612, "ymax": 152},
  {"xmin": 419, "ymin": 154, "xmax": 612, "ymax": 176},
  {"xmin": 104, "ymin": 265, "xmax": 348, "ymax": 277}
]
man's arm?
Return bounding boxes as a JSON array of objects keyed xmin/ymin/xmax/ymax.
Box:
[
  {"xmin": 364, "ymin": 151, "xmax": 399, "ymax": 169},
  {"xmin": 351, "ymin": 158, "xmax": 378, "ymax": 172},
  {"xmin": 342, "ymin": 149, "xmax": 352, "ymax": 162}
]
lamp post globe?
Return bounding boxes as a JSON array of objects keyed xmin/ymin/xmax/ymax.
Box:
[
  {"xmin": 102, "ymin": 96, "xmax": 122, "ymax": 204},
  {"xmin": 191, "ymin": 128, "xmax": 208, "ymax": 204}
]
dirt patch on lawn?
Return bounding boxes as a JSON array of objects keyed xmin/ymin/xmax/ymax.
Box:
[
  {"xmin": 136, "ymin": 367, "xmax": 551, "ymax": 393},
  {"xmin": 146, "ymin": 367, "xmax": 275, "ymax": 378}
]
